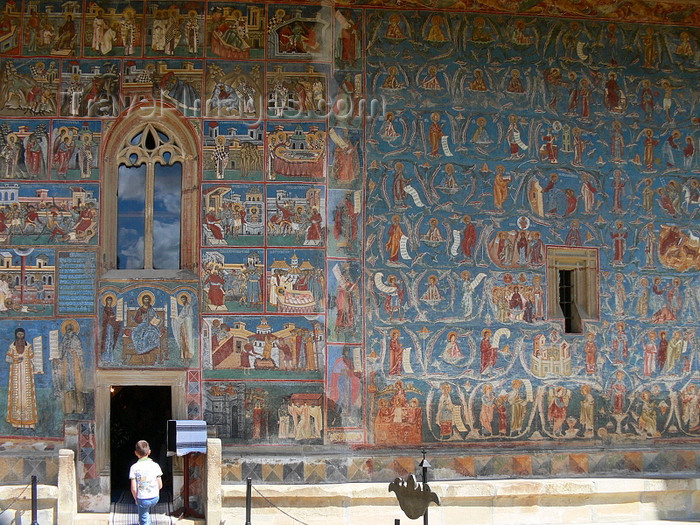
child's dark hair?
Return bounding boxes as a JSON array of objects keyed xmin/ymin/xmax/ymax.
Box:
[{"xmin": 135, "ymin": 440, "xmax": 151, "ymax": 457}]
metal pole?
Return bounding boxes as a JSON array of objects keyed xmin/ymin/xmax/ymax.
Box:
[
  {"xmin": 31, "ymin": 475, "xmax": 39, "ymax": 525},
  {"xmin": 245, "ymin": 477, "xmax": 252, "ymax": 525},
  {"xmin": 422, "ymin": 463, "xmax": 428, "ymax": 525}
]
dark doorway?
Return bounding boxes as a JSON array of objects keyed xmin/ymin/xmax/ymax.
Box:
[{"xmin": 110, "ymin": 385, "xmax": 172, "ymax": 500}]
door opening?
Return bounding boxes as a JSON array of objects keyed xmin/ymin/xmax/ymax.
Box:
[{"xmin": 110, "ymin": 385, "xmax": 172, "ymax": 500}]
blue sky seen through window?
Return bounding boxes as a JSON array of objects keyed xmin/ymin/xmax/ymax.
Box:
[{"xmin": 117, "ymin": 162, "xmax": 182, "ymax": 269}]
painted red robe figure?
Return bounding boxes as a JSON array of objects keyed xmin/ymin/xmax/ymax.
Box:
[
  {"xmin": 329, "ymin": 347, "xmax": 360, "ymax": 420},
  {"xmin": 334, "ymin": 193, "xmax": 358, "ymax": 249},
  {"xmin": 205, "ymin": 268, "xmax": 225, "ymax": 307},
  {"xmin": 205, "ymin": 209, "xmax": 224, "ymax": 240},
  {"xmin": 339, "ymin": 14, "xmax": 359, "ymax": 67},
  {"xmin": 610, "ymin": 221, "xmax": 627, "ymax": 265},
  {"xmin": 584, "ymin": 332, "xmax": 597, "ymax": 374},
  {"xmin": 74, "ymin": 204, "xmax": 95, "ymax": 235},
  {"xmin": 305, "ymin": 207, "xmax": 323, "ymax": 244},
  {"xmin": 388, "ymin": 329, "xmax": 404, "ymax": 376},
  {"xmin": 24, "ymin": 134, "xmax": 44, "ymax": 177},
  {"xmin": 461, "ymin": 215, "xmax": 477, "ymax": 259},
  {"xmin": 480, "ymin": 328, "xmax": 497, "ymax": 374},
  {"xmin": 332, "ymin": 140, "xmax": 359, "ymax": 183},
  {"xmin": 657, "ymin": 330, "xmax": 668, "ymax": 371},
  {"xmin": 496, "ymin": 396, "xmax": 508, "ymax": 435},
  {"xmin": 429, "ymin": 112, "xmax": 443, "ymax": 156},
  {"xmin": 609, "ymin": 371, "xmax": 627, "ymax": 415},
  {"xmin": 334, "ymin": 269, "xmax": 356, "ymax": 332},
  {"xmin": 548, "ymin": 387, "xmax": 569, "ymax": 435},
  {"xmin": 385, "ymin": 215, "xmax": 405, "ymax": 263}
]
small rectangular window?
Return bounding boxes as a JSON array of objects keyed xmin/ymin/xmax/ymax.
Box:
[{"xmin": 547, "ymin": 247, "xmax": 599, "ymax": 333}]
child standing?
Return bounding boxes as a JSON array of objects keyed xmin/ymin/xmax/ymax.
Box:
[{"xmin": 129, "ymin": 440, "xmax": 163, "ymax": 525}]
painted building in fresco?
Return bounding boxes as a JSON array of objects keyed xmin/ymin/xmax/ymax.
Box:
[{"xmin": 0, "ymin": 0, "xmax": 698, "ymax": 512}]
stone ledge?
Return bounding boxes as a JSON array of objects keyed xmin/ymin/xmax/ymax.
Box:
[
  {"xmin": 222, "ymin": 477, "xmax": 700, "ymax": 500},
  {"xmin": 0, "ymin": 484, "xmax": 57, "ymax": 500},
  {"xmin": 219, "ymin": 478, "xmax": 700, "ymax": 524}
]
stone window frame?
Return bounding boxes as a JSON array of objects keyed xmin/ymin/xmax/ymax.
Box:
[
  {"xmin": 100, "ymin": 102, "xmax": 200, "ymax": 277},
  {"xmin": 545, "ymin": 246, "xmax": 599, "ymax": 332}
]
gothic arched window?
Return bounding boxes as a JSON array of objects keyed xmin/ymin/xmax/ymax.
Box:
[{"xmin": 101, "ymin": 104, "xmax": 199, "ymax": 275}]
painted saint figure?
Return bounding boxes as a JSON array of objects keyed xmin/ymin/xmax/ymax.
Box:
[
  {"xmin": 51, "ymin": 320, "xmax": 86, "ymax": 414},
  {"xmin": 173, "ymin": 293, "xmax": 194, "ymax": 360},
  {"xmin": 101, "ymin": 294, "xmax": 121, "ymax": 362},
  {"xmin": 6, "ymin": 328, "xmax": 38, "ymax": 429},
  {"xmin": 441, "ymin": 332, "xmax": 463, "ymax": 365},
  {"xmin": 388, "ymin": 329, "xmax": 405, "ymax": 376},
  {"xmin": 131, "ymin": 292, "xmax": 162, "ymax": 357}
]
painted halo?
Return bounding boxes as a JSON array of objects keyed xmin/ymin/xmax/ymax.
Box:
[
  {"xmin": 61, "ymin": 319, "xmax": 80, "ymax": 334},
  {"xmin": 138, "ymin": 290, "xmax": 155, "ymax": 306},
  {"xmin": 102, "ymin": 292, "xmax": 117, "ymax": 305}
]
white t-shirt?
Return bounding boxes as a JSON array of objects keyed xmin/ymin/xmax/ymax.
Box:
[{"xmin": 129, "ymin": 457, "xmax": 163, "ymax": 500}]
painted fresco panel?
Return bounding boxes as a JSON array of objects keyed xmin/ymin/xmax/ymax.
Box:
[
  {"xmin": 201, "ymin": 248, "xmax": 265, "ymax": 313},
  {"xmin": 145, "ymin": 2, "xmax": 203, "ymax": 58},
  {"xmin": 326, "ymin": 343, "xmax": 363, "ymax": 429},
  {"xmin": 206, "ymin": 3, "xmax": 266, "ymax": 60},
  {"xmin": 0, "ymin": 248, "xmax": 55, "ymax": 316},
  {"xmin": 328, "ymin": 128, "xmax": 362, "ymax": 189},
  {"xmin": 363, "ymin": 10, "xmax": 700, "ymax": 446},
  {"xmin": 97, "ymin": 285, "xmax": 199, "ymax": 368},
  {"xmin": 0, "ymin": 183, "xmax": 98, "ymax": 245},
  {"xmin": 202, "ymin": 314, "xmax": 324, "ymax": 379},
  {"xmin": 327, "ymin": 259, "xmax": 361, "ymax": 344},
  {"xmin": 203, "ymin": 379, "xmax": 324, "ymax": 444},
  {"xmin": 0, "ymin": 58, "xmax": 59, "ymax": 116},
  {"xmin": 0, "ymin": 120, "xmax": 50, "ymax": 180},
  {"xmin": 202, "ymin": 184, "xmax": 265, "ymax": 247},
  {"xmin": 202, "ymin": 121, "xmax": 264, "ymax": 181},
  {"xmin": 266, "ymin": 248, "xmax": 325, "ymax": 315},
  {"xmin": 59, "ymin": 60, "xmax": 121, "ymax": 118},
  {"xmin": 266, "ymin": 5, "xmax": 332, "ymax": 62},
  {"xmin": 204, "ymin": 61, "xmax": 263, "ymax": 120},
  {"xmin": 57, "ymin": 250, "xmax": 96, "ymax": 315},
  {"xmin": 265, "ymin": 183, "xmax": 325, "ymax": 247},
  {"xmin": 83, "ymin": 1, "xmax": 143, "ymax": 58},
  {"xmin": 0, "ymin": 0, "xmax": 22, "ymax": 56},
  {"xmin": 50, "ymin": 121, "xmax": 100, "ymax": 180},
  {"xmin": 0, "ymin": 318, "xmax": 94, "ymax": 438},
  {"xmin": 267, "ymin": 122, "xmax": 326, "ymax": 182},
  {"xmin": 23, "ymin": 1, "xmax": 81, "ymax": 57},
  {"xmin": 152, "ymin": 59, "xmax": 203, "ymax": 117},
  {"xmin": 266, "ymin": 62, "xmax": 329, "ymax": 120}
]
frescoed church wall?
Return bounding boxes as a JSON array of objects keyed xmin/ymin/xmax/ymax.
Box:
[{"xmin": 0, "ymin": 0, "xmax": 698, "ymax": 507}]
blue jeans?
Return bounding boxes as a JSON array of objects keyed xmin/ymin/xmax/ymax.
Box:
[{"xmin": 136, "ymin": 495, "xmax": 159, "ymax": 525}]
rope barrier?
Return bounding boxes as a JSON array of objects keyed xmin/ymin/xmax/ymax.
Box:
[
  {"xmin": 252, "ymin": 485, "xmax": 310, "ymax": 525},
  {"xmin": 0, "ymin": 482, "xmax": 31, "ymax": 518}
]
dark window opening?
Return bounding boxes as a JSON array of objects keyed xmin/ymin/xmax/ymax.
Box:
[{"xmin": 559, "ymin": 269, "xmax": 582, "ymax": 334}]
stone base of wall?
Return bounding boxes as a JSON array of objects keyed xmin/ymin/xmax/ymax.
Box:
[
  {"xmin": 9, "ymin": 477, "xmax": 700, "ymax": 524},
  {"xmin": 219, "ymin": 478, "xmax": 700, "ymax": 525}
]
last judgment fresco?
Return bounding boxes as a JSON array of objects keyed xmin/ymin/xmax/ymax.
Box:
[{"xmin": 0, "ymin": 0, "xmax": 699, "ymax": 462}]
